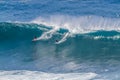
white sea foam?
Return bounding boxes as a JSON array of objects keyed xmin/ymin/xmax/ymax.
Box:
[
  {"xmin": 31, "ymin": 15, "xmax": 120, "ymax": 42},
  {"xmin": 0, "ymin": 70, "xmax": 97, "ymax": 80},
  {"xmin": 55, "ymin": 32, "xmax": 70, "ymax": 44},
  {"xmin": 93, "ymin": 35, "xmax": 120, "ymax": 40},
  {"xmin": 31, "ymin": 15, "xmax": 120, "ymax": 34},
  {"xmin": 36, "ymin": 28, "xmax": 58, "ymax": 40}
]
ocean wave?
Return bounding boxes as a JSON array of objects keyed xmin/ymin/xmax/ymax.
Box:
[
  {"xmin": 1, "ymin": 1, "xmax": 120, "ymax": 79},
  {"xmin": 1, "ymin": 22, "xmax": 120, "ymax": 42},
  {"xmin": 0, "ymin": 22, "xmax": 120, "ymax": 79},
  {"xmin": 31, "ymin": 15, "xmax": 120, "ymax": 33}
]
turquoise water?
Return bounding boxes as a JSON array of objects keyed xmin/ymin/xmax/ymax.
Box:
[
  {"xmin": 0, "ymin": 23, "xmax": 120, "ymax": 79},
  {"xmin": 1, "ymin": 0, "xmax": 120, "ymax": 80}
]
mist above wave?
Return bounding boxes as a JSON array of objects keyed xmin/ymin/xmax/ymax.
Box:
[{"xmin": 31, "ymin": 15, "xmax": 120, "ymax": 34}]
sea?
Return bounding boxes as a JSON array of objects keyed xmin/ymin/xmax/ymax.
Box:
[{"xmin": 0, "ymin": 0, "xmax": 120, "ymax": 80}]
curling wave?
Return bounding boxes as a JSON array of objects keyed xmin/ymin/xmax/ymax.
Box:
[{"xmin": 0, "ymin": 22, "xmax": 120, "ymax": 80}]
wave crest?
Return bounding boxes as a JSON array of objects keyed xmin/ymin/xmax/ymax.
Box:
[{"xmin": 31, "ymin": 15, "xmax": 120, "ymax": 34}]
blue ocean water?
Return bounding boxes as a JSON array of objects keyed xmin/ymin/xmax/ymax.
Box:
[{"xmin": 0, "ymin": 0, "xmax": 120, "ymax": 80}]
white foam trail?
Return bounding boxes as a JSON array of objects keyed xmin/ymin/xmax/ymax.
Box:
[
  {"xmin": 31, "ymin": 15, "xmax": 120, "ymax": 34},
  {"xmin": 36, "ymin": 28, "xmax": 58, "ymax": 40},
  {"xmin": 55, "ymin": 32, "xmax": 70, "ymax": 44},
  {"xmin": 0, "ymin": 70, "xmax": 97, "ymax": 80},
  {"xmin": 31, "ymin": 15, "xmax": 120, "ymax": 42}
]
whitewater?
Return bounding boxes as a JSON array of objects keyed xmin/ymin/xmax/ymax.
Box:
[{"xmin": 1, "ymin": 0, "xmax": 120, "ymax": 80}]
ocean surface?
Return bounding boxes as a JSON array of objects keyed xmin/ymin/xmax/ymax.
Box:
[{"xmin": 0, "ymin": 0, "xmax": 120, "ymax": 80}]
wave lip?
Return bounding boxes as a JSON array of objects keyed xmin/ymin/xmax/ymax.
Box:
[
  {"xmin": 31, "ymin": 15, "xmax": 120, "ymax": 34},
  {"xmin": 1, "ymin": 22, "xmax": 120, "ymax": 43}
]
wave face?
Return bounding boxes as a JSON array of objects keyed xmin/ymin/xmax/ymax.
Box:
[{"xmin": 0, "ymin": 22, "xmax": 120, "ymax": 80}]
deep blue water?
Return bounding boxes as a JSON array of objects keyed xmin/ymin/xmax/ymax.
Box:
[
  {"xmin": 0, "ymin": 0, "xmax": 120, "ymax": 21},
  {"xmin": 1, "ymin": 0, "xmax": 120, "ymax": 80}
]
